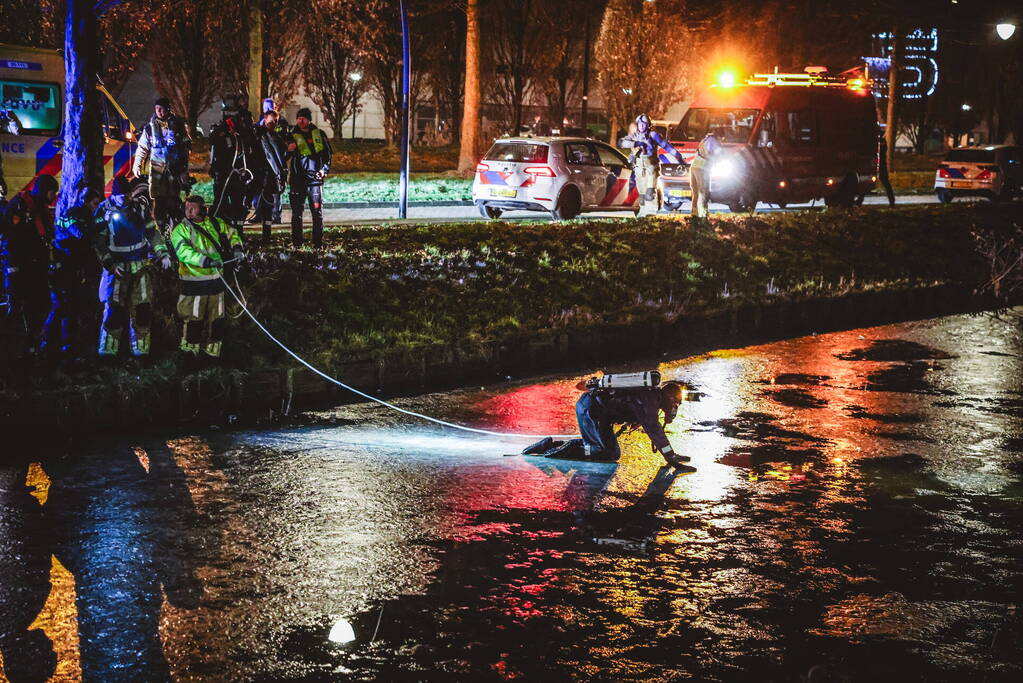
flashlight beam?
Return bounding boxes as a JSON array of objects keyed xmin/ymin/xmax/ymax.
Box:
[{"xmin": 219, "ymin": 275, "xmax": 580, "ymax": 440}]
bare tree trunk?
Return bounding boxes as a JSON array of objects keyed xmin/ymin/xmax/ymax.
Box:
[
  {"xmin": 248, "ymin": 0, "xmax": 263, "ymax": 119},
  {"xmin": 57, "ymin": 0, "xmax": 103, "ymax": 219},
  {"xmin": 457, "ymin": 0, "xmax": 480, "ymax": 172},
  {"xmin": 885, "ymin": 29, "xmax": 900, "ymax": 172},
  {"xmin": 609, "ymin": 119, "xmax": 619, "ymax": 146}
]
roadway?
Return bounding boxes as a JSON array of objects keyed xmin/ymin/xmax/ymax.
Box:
[{"xmin": 293, "ymin": 192, "xmax": 948, "ymax": 226}]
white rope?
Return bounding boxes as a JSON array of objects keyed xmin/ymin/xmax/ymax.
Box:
[{"xmin": 219, "ymin": 273, "xmax": 580, "ymax": 440}]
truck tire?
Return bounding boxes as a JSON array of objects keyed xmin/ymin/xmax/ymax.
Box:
[
  {"xmin": 936, "ymin": 189, "xmax": 953, "ymax": 204},
  {"xmin": 551, "ymin": 186, "xmax": 581, "ymax": 220},
  {"xmin": 999, "ymin": 181, "xmax": 1018, "ymax": 202},
  {"xmin": 825, "ymin": 174, "xmax": 858, "ymax": 208},
  {"xmin": 728, "ymin": 190, "xmax": 757, "ymax": 213}
]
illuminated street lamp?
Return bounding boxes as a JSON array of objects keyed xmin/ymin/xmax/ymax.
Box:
[
  {"xmin": 961, "ymin": 103, "xmax": 971, "ymax": 111},
  {"xmin": 996, "ymin": 23, "xmax": 1016, "ymax": 40}
]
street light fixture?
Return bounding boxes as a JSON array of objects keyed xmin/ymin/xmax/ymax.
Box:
[
  {"xmin": 961, "ymin": 103, "xmax": 971, "ymax": 111},
  {"xmin": 996, "ymin": 23, "xmax": 1016, "ymax": 40}
]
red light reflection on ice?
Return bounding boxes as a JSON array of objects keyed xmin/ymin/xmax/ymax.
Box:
[{"xmin": 478, "ymin": 382, "xmax": 579, "ymax": 434}]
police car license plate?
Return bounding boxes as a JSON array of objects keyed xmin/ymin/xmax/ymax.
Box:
[
  {"xmin": 669, "ymin": 189, "xmax": 691, "ymax": 198},
  {"xmin": 490, "ymin": 188, "xmax": 516, "ymax": 198},
  {"xmin": 950, "ymin": 182, "xmax": 970, "ymax": 189}
]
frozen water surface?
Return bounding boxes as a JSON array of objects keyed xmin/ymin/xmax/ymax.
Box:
[{"xmin": 2, "ymin": 311, "xmax": 1022, "ymax": 681}]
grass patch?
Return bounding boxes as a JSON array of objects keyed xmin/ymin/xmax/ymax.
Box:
[
  {"xmin": 192, "ymin": 172, "xmax": 473, "ymax": 205},
  {"xmin": 165, "ymin": 203, "xmax": 1018, "ymax": 367}
]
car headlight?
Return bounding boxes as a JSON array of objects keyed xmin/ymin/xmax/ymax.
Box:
[{"xmin": 711, "ymin": 158, "xmax": 737, "ymax": 180}]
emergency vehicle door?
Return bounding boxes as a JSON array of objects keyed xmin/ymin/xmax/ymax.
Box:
[
  {"xmin": 563, "ymin": 142, "xmax": 605, "ymax": 207},
  {"xmin": 594, "ymin": 142, "xmax": 637, "ymax": 207}
]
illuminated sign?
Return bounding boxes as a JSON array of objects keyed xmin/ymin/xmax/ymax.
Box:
[
  {"xmin": 1, "ymin": 60, "xmax": 43, "ymax": 71},
  {"xmin": 865, "ymin": 28, "xmax": 939, "ymax": 100}
]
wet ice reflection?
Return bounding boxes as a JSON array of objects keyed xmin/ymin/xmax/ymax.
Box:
[{"xmin": 2, "ymin": 311, "xmax": 1022, "ymax": 681}]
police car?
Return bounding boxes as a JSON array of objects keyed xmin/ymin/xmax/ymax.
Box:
[
  {"xmin": 934, "ymin": 145, "xmax": 1022, "ymax": 203},
  {"xmin": 472, "ymin": 137, "xmax": 640, "ymax": 220}
]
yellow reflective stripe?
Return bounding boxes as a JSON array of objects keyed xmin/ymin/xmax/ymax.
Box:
[{"xmin": 292, "ymin": 128, "xmax": 325, "ymax": 156}]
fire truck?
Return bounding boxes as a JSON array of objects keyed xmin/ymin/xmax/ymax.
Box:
[{"xmin": 659, "ymin": 68, "xmax": 879, "ymax": 212}]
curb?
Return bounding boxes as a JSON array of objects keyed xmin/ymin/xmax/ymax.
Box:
[{"xmin": 322, "ymin": 200, "xmax": 474, "ymax": 209}]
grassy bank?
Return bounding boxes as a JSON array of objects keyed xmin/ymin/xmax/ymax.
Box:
[
  {"xmin": 5, "ymin": 202, "xmax": 1019, "ymax": 432},
  {"xmin": 231, "ymin": 204, "xmax": 1002, "ymax": 365}
]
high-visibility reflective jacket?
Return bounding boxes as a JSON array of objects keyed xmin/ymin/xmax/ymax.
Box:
[
  {"xmin": 170, "ymin": 215, "xmax": 242, "ymax": 295},
  {"xmin": 133, "ymin": 114, "xmax": 191, "ymax": 177},
  {"xmin": 288, "ymin": 125, "xmax": 332, "ymax": 185}
]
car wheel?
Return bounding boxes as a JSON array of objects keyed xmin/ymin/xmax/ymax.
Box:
[
  {"xmin": 728, "ymin": 190, "xmax": 757, "ymax": 213},
  {"xmin": 478, "ymin": 204, "xmax": 503, "ymax": 219},
  {"xmin": 551, "ymin": 186, "xmax": 581, "ymax": 220},
  {"xmin": 936, "ymin": 189, "xmax": 953, "ymax": 204},
  {"xmin": 999, "ymin": 182, "xmax": 1018, "ymax": 202}
]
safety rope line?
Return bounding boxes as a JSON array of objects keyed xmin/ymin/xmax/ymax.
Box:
[{"xmin": 219, "ymin": 273, "xmax": 580, "ymax": 440}]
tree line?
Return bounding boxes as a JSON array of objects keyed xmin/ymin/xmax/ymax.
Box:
[{"xmin": 2, "ymin": 0, "xmax": 1020, "ymax": 211}]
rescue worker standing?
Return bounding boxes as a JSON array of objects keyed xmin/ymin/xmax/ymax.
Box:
[
  {"xmin": 878, "ymin": 131, "xmax": 896, "ymax": 206},
  {"xmin": 169, "ymin": 196, "xmax": 243, "ymax": 361},
  {"xmin": 689, "ymin": 133, "xmax": 723, "ymax": 218},
  {"xmin": 208, "ymin": 97, "xmax": 257, "ymax": 228},
  {"xmin": 94, "ymin": 175, "xmax": 172, "ymax": 358},
  {"xmin": 252, "ymin": 109, "xmax": 289, "ymax": 242},
  {"xmin": 620, "ymin": 113, "xmax": 683, "ymax": 215},
  {"xmin": 287, "ymin": 108, "xmax": 332, "ymax": 248},
  {"xmin": 0, "ymin": 174, "xmax": 57, "ymax": 360},
  {"xmin": 133, "ymin": 97, "xmax": 192, "ymax": 232},
  {"xmin": 44, "ymin": 189, "xmax": 103, "ymax": 358}
]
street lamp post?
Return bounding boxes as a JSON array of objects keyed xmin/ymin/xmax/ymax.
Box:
[
  {"xmin": 398, "ymin": 0, "xmax": 411, "ymax": 219},
  {"xmin": 349, "ymin": 72, "xmax": 362, "ymax": 140}
]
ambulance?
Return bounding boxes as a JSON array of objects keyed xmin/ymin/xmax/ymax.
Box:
[
  {"xmin": 0, "ymin": 43, "xmax": 136, "ymax": 198},
  {"xmin": 660, "ymin": 68, "xmax": 879, "ymax": 212}
]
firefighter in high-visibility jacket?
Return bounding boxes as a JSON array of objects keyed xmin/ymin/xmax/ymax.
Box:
[
  {"xmin": 287, "ymin": 107, "xmax": 332, "ymax": 248},
  {"xmin": 689, "ymin": 133, "xmax": 723, "ymax": 218},
  {"xmin": 169, "ymin": 195, "xmax": 243, "ymax": 359},
  {"xmin": 94, "ymin": 175, "xmax": 172, "ymax": 357}
]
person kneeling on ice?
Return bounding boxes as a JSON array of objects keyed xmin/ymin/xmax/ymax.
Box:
[{"xmin": 523, "ymin": 372, "xmax": 695, "ymax": 472}]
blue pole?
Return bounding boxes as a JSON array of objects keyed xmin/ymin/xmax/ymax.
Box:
[{"xmin": 399, "ymin": 0, "xmax": 410, "ymax": 219}]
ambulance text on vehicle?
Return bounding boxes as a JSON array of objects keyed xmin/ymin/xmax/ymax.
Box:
[
  {"xmin": 0, "ymin": 43, "xmax": 136, "ymax": 197},
  {"xmin": 660, "ymin": 68, "xmax": 879, "ymax": 212}
]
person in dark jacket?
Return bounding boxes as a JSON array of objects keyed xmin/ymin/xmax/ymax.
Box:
[
  {"xmin": 878, "ymin": 131, "xmax": 895, "ymax": 206},
  {"xmin": 208, "ymin": 97, "xmax": 257, "ymax": 229},
  {"xmin": 43, "ymin": 189, "xmax": 103, "ymax": 357},
  {"xmin": 1, "ymin": 174, "xmax": 57, "ymax": 360},
  {"xmin": 286, "ymin": 107, "xmax": 332, "ymax": 248},
  {"xmin": 251, "ymin": 109, "xmax": 289, "ymax": 242},
  {"xmin": 524, "ymin": 381, "xmax": 693, "ymax": 470}
]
